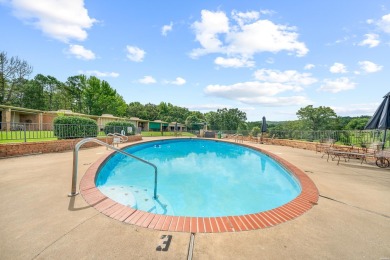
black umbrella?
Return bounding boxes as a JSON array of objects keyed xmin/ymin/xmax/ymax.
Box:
[
  {"xmin": 260, "ymin": 116, "xmax": 267, "ymax": 143},
  {"xmin": 261, "ymin": 116, "xmax": 267, "ymax": 133},
  {"xmin": 364, "ymin": 92, "xmax": 390, "ymax": 149}
]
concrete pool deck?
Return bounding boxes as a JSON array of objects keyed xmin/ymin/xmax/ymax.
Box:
[{"xmin": 1, "ymin": 137, "xmax": 389, "ymax": 259}]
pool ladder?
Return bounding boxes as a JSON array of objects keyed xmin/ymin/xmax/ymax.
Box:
[
  {"xmin": 106, "ymin": 132, "xmax": 128, "ymax": 147},
  {"xmin": 69, "ymin": 138, "xmax": 158, "ymax": 199}
]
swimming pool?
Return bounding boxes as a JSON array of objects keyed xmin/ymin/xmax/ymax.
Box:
[
  {"xmin": 80, "ymin": 138, "xmax": 319, "ymax": 232},
  {"xmin": 96, "ymin": 139, "xmax": 301, "ymax": 217}
]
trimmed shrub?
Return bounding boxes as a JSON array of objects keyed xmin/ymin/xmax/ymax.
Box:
[
  {"xmin": 104, "ymin": 121, "xmax": 136, "ymax": 135},
  {"xmin": 251, "ymin": 126, "xmax": 261, "ymax": 137},
  {"xmin": 53, "ymin": 116, "xmax": 98, "ymax": 139}
]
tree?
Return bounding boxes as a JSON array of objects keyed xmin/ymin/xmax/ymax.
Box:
[
  {"xmin": 33, "ymin": 74, "xmax": 62, "ymax": 110},
  {"xmin": 63, "ymin": 75, "xmax": 87, "ymax": 113},
  {"xmin": 157, "ymin": 102, "xmax": 170, "ymax": 121},
  {"xmin": 223, "ymin": 108, "xmax": 247, "ymax": 130},
  {"xmin": 296, "ymin": 105, "xmax": 337, "ymax": 131},
  {"xmin": 0, "ymin": 51, "xmax": 33, "ymax": 105},
  {"xmin": 21, "ymin": 79, "xmax": 45, "ymax": 109},
  {"xmin": 128, "ymin": 102, "xmax": 147, "ymax": 119},
  {"xmin": 185, "ymin": 114, "xmax": 203, "ymax": 130},
  {"xmin": 204, "ymin": 108, "xmax": 246, "ymax": 130},
  {"xmin": 204, "ymin": 111, "xmax": 220, "ymax": 130},
  {"xmin": 165, "ymin": 103, "xmax": 192, "ymax": 123},
  {"xmin": 82, "ymin": 76, "xmax": 127, "ymax": 116},
  {"xmin": 344, "ymin": 117, "xmax": 370, "ymax": 130},
  {"xmin": 144, "ymin": 103, "xmax": 159, "ymax": 120}
]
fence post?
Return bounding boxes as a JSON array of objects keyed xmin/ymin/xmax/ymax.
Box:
[{"xmin": 24, "ymin": 123, "xmax": 27, "ymax": 143}]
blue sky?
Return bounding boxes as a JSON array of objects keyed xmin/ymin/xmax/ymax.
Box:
[{"xmin": 0, "ymin": 0, "xmax": 389, "ymax": 121}]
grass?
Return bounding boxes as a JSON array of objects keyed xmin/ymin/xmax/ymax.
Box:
[
  {"xmin": 0, "ymin": 130, "xmax": 107, "ymax": 144},
  {"xmin": 0, "ymin": 130, "xmax": 195, "ymax": 144},
  {"xmin": 141, "ymin": 131, "xmax": 195, "ymax": 137},
  {"xmin": 0, "ymin": 130, "xmax": 56, "ymax": 144}
]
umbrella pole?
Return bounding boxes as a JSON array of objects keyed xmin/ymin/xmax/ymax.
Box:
[{"xmin": 382, "ymin": 129, "xmax": 387, "ymax": 150}]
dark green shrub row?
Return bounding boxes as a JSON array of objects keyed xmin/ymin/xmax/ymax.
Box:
[
  {"xmin": 104, "ymin": 121, "xmax": 135, "ymax": 135},
  {"xmin": 53, "ymin": 116, "xmax": 98, "ymax": 139}
]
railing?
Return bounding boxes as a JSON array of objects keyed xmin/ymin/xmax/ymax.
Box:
[
  {"xmin": 69, "ymin": 138, "xmax": 158, "ymax": 199},
  {"xmin": 1, "ymin": 121, "xmax": 388, "ymax": 149},
  {"xmin": 106, "ymin": 132, "xmax": 128, "ymax": 147},
  {"xmin": 267, "ymin": 129, "xmax": 389, "ymax": 148},
  {"xmin": 0, "ymin": 122, "xmax": 138, "ymax": 142},
  {"xmin": 205, "ymin": 129, "xmax": 389, "ymax": 148}
]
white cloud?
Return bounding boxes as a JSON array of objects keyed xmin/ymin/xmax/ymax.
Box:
[
  {"xmin": 204, "ymin": 81, "xmax": 311, "ymax": 106},
  {"xmin": 186, "ymin": 104, "xmax": 233, "ymax": 111},
  {"xmin": 126, "ymin": 45, "xmax": 145, "ymax": 62},
  {"xmin": 68, "ymin": 44, "xmax": 95, "ymax": 60},
  {"xmin": 329, "ymin": 62, "xmax": 347, "ymax": 74},
  {"xmin": 254, "ymin": 69, "xmax": 317, "ymax": 86},
  {"xmin": 378, "ymin": 13, "xmax": 390, "ymax": 33},
  {"xmin": 205, "ymin": 81, "xmax": 302, "ymax": 97},
  {"xmin": 161, "ymin": 22, "xmax": 173, "ymax": 36},
  {"xmin": 358, "ymin": 61, "xmax": 383, "ymax": 73},
  {"xmin": 78, "ymin": 70, "xmax": 119, "ymax": 77},
  {"xmin": 259, "ymin": 9, "xmax": 275, "ymax": 16},
  {"xmin": 333, "ymin": 36, "xmax": 350, "ymax": 45},
  {"xmin": 304, "ymin": 64, "xmax": 315, "ymax": 70},
  {"xmin": 10, "ymin": 0, "xmax": 96, "ymax": 42},
  {"xmin": 138, "ymin": 76, "xmax": 156, "ymax": 84},
  {"xmin": 227, "ymin": 20, "xmax": 308, "ymax": 57},
  {"xmin": 332, "ymin": 103, "xmax": 379, "ymax": 116},
  {"xmin": 190, "ymin": 10, "xmax": 229, "ymax": 57},
  {"xmin": 168, "ymin": 77, "xmax": 186, "ymax": 85},
  {"xmin": 190, "ymin": 9, "xmax": 308, "ymax": 60},
  {"xmin": 237, "ymin": 95, "xmax": 312, "ymax": 106},
  {"xmin": 214, "ymin": 57, "xmax": 255, "ymax": 68},
  {"xmin": 231, "ymin": 10, "xmax": 260, "ymax": 26},
  {"xmin": 318, "ymin": 77, "xmax": 356, "ymax": 93},
  {"xmin": 359, "ymin": 33, "xmax": 380, "ymax": 48},
  {"xmin": 203, "ymin": 68, "xmax": 316, "ymax": 106}
]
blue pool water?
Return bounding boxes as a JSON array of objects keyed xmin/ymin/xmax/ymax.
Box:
[{"xmin": 96, "ymin": 139, "xmax": 301, "ymax": 217}]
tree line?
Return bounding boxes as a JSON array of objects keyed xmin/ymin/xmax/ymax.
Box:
[
  {"xmin": 0, "ymin": 51, "xmax": 370, "ymax": 131},
  {"xmin": 0, "ymin": 51, "xmax": 249, "ymax": 130}
]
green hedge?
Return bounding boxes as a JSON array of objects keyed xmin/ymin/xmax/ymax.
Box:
[
  {"xmin": 53, "ymin": 116, "xmax": 98, "ymax": 139},
  {"xmin": 104, "ymin": 121, "xmax": 136, "ymax": 135}
]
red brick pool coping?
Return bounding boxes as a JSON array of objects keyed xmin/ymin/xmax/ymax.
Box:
[{"xmin": 79, "ymin": 139, "xmax": 319, "ymax": 233}]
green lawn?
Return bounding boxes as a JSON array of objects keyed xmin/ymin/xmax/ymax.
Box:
[
  {"xmin": 0, "ymin": 130, "xmax": 195, "ymax": 144},
  {"xmin": 0, "ymin": 130, "xmax": 107, "ymax": 144},
  {"xmin": 141, "ymin": 131, "xmax": 195, "ymax": 137}
]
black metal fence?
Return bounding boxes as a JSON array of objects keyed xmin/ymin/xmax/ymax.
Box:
[
  {"xmin": 208, "ymin": 129, "xmax": 388, "ymax": 148},
  {"xmin": 266, "ymin": 129, "xmax": 388, "ymax": 148},
  {"xmin": 0, "ymin": 122, "xmax": 140, "ymax": 142},
  {"xmin": 1, "ymin": 121, "xmax": 388, "ymax": 148}
]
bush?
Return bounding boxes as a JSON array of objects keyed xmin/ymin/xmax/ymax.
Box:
[
  {"xmin": 53, "ymin": 116, "xmax": 98, "ymax": 139},
  {"xmin": 104, "ymin": 121, "xmax": 136, "ymax": 135},
  {"xmin": 251, "ymin": 126, "xmax": 261, "ymax": 137}
]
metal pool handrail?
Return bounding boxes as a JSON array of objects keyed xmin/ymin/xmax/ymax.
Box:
[
  {"xmin": 106, "ymin": 132, "xmax": 129, "ymax": 144},
  {"xmin": 69, "ymin": 138, "xmax": 158, "ymax": 199}
]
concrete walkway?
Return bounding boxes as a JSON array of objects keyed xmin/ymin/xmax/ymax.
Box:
[{"xmin": 0, "ymin": 137, "xmax": 389, "ymax": 259}]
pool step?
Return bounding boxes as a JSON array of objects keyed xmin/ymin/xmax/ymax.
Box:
[{"xmin": 97, "ymin": 185, "xmax": 173, "ymax": 215}]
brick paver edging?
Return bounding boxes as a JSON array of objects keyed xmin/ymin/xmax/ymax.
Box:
[{"xmin": 79, "ymin": 139, "xmax": 319, "ymax": 233}]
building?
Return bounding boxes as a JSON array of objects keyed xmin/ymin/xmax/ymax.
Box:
[
  {"xmin": 0, "ymin": 105, "xmax": 186, "ymax": 132},
  {"xmin": 0, "ymin": 105, "xmax": 136, "ymax": 131}
]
